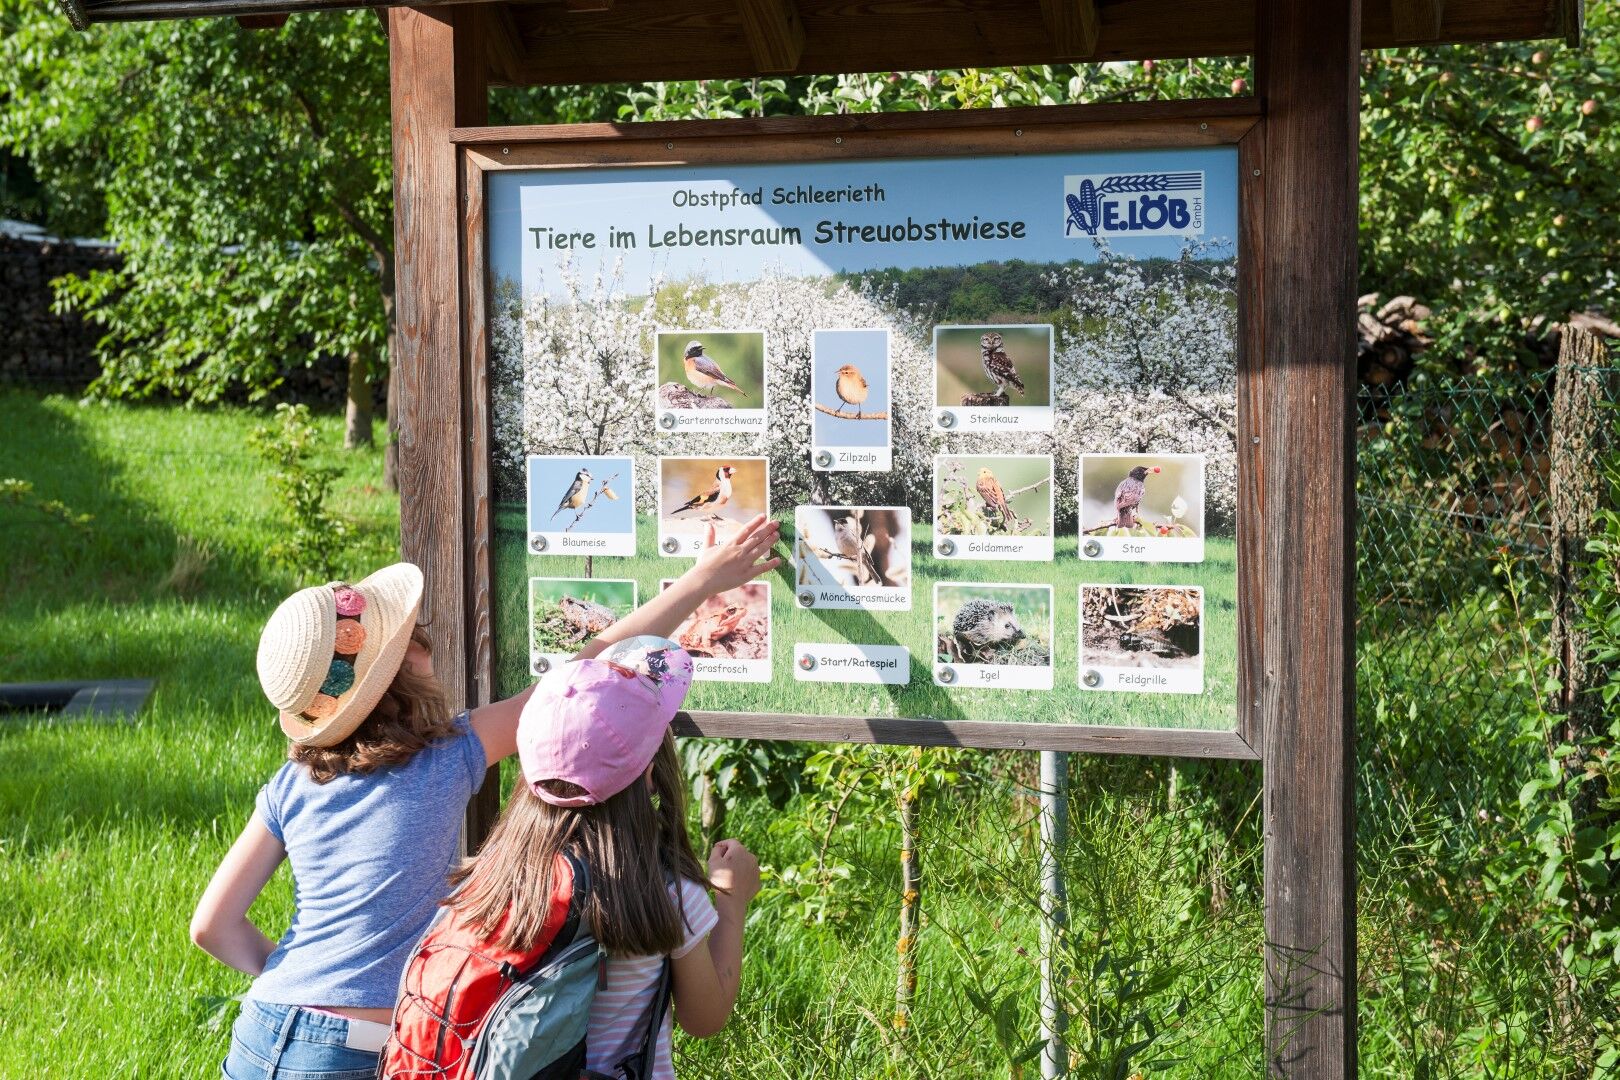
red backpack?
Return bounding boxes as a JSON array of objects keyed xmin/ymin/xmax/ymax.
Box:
[{"xmin": 377, "ymin": 851, "xmax": 671, "ymax": 1080}]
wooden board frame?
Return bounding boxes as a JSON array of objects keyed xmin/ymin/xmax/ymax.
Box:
[{"xmin": 453, "ymin": 100, "xmax": 1265, "ymax": 761}]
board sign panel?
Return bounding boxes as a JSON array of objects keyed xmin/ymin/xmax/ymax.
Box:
[{"xmin": 484, "ymin": 140, "xmax": 1241, "ymax": 736}]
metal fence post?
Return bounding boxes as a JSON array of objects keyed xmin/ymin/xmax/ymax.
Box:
[{"xmin": 1039, "ymin": 749, "xmax": 1069, "ymax": 1079}]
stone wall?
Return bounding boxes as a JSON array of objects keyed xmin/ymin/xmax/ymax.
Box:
[
  {"xmin": 0, "ymin": 229, "xmax": 367, "ymax": 406},
  {"xmin": 0, "ymin": 233, "xmax": 118, "ymax": 389}
]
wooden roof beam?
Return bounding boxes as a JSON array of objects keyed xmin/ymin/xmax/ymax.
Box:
[
  {"xmin": 736, "ymin": 0, "xmax": 805, "ymax": 72},
  {"xmin": 486, "ymin": 3, "xmax": 526, "ymax": 85},
  {"xmin": 1038, "ymin": 0, "xmax": 1100, "ymax": 59},
  {"xmin": 235, "ymin": 10, "xmax": 286, "ymax": 26},
  {"xmin": 1391, "ymin": 0, "xmax": 1444, "ymax": 43}
]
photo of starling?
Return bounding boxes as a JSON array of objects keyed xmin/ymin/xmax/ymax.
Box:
[{"xmin": 1114, "ymin": 464, "xmax": 1163, "ymax": 529}]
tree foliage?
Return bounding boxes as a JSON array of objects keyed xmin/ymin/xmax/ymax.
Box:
[{"xmin": 0, "ymin": 2, "xmax": 393, "ymax": 444}]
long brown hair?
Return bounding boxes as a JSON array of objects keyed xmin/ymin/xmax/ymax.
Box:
[
  {"xmin": 291, "ymin": 627, "xmax": 457, "ymax": 783},
  {"xmin": 448, "ymin": 731, "xmax": 709, "ymax": 957}
]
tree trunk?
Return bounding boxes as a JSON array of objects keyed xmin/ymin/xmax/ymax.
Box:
[
  {"xmin": 381, "ymin": 256, "xmax": 400, "ymax": 493},
  {"xmin": 894, "ymin": 780, "xmax": 920, "ymax": 1030},
  {"xmin": 1549, "ymin": 327, "xmax": 1613, "ymax": 824},
  {"xmin": 344, "ymin": 350, "xmax": 374, "ymax": 449}
]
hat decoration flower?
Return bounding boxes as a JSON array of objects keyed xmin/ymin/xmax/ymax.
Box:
[{"xmin": 301, "ymin": 583, "xmax": 368, "ymax": 723}]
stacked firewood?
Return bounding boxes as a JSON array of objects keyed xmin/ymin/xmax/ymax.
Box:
[{"xmin": 1357, "ymin": 293, "xmax": 1432, "ymax": 386}]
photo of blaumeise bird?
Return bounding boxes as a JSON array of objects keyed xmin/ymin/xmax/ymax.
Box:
[
  {"xmin": 1114, "ymin": 464, "xmax": 1163, "ymax": 529},
  {"xmin": 550, "ymin": 468, "xmax": 591, "ymax": 521},
  {"xmin": 673, "ymin": 465, "xmax": 735, "ymax": 515},
  {"xmin": 979, "ymin": 332, "xmax": 1026, "ymax": 397},
  {"xmin": 683, "ymin": 341, "xmax": 747, "ymax": 398}
]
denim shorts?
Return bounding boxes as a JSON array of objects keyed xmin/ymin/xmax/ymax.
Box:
[{"xmin": 223, "ymin": 999, "xmax": 382, "ymax": 1080}]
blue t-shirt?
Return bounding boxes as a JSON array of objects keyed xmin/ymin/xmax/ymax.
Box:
[{"xmin": 249, "ymin": 713, "xmax": 487, "ymax": 1008}]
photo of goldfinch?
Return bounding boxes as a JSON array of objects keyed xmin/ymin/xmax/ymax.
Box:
[
  {"xmin": 934, "ymin": 324, "xmax": 1052, "ymax": 408},
  {"xmin": 657, "ymin": 456, "xmax": 770, "ymax": 554},
  {"xmin": 655, "ymin": 330, "xmax": 766, "ymax": 413}
]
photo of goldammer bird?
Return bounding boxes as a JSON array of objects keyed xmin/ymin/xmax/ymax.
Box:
[
  {"xmin": 673, "ymin": 465, "xmax": 736, "ymax": 516},
  {"xmin": 1114, "ymin": 464, "xmax": 1163, "ymax": 529},
  {"xmin": 979, "ymin": 332, "xmax": 1026, "ymax": 397},
  {"xmin": 975, "ymin": 467, "xmax": 1018, "ymax": 529},
  {"xmin": 683, "ymin": 341, "xmax": 748, "ymax": 399},
  {"xmin": 832, "ymin": 364, "xmax": 870, "ymax": 417},
  {"xmin": 550, "ymin": 468, "xmax": 591, "ymax": 521}
]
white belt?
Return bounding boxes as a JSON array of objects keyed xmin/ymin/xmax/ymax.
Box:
[{"xmin": 339, "ymin": 1016, "xmax": 392, "ymax": 1053}]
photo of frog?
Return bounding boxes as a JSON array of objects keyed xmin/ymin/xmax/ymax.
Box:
[
  {"xmin": 528, "ymin": 577, "xmax": 638, "ymax": 674},
  {"xmin": 661, "ymin": 581, "xmax": 772, "ymax": 682}
]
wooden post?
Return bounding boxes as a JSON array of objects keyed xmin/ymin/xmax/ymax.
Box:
[
  {"xmin": 1258, "ymin": 0, "xmax": 1359, "ymax": 1075},
  {"xmin": 389, "ymin": 4, "xmax": 494, "ymax": 848},
  {"xmin": 1549, "ymin": 327, "xmax": 1613, "ymax": 821}
]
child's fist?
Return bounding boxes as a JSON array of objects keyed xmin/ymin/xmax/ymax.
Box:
[{"xmin": 708, "ymin": 839, "xmax": 761, "ymax": 904}]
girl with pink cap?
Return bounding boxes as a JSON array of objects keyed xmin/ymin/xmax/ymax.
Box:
[
  {"xmin": 190, "ymin": 516, "xmax": 779, "ymax": 1079},
  {"xmin": 441, "ymin": 634, "xmax": 761, "ymax": 1078}
]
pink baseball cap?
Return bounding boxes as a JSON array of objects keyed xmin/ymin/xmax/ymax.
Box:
[{"xmin": 517, "ymin": 635, "xmax": 695, "ymax": 806}]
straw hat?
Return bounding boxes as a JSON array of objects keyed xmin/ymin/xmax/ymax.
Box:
[{"xmin": 256, "ymin": 562, "xmax": 425, "ymax": 747}]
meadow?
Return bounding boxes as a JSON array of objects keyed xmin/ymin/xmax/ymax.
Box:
[{"xmin": 2, "ymin": 390, "xmax": 1607, "ymax": 1077}]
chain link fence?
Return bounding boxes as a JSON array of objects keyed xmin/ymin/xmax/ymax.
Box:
[{"xmin": 1354, "ymin": 335, "xmax": 1617, "ymax": 850}]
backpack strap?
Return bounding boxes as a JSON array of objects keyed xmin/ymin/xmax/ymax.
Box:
[{"xmin": 587, "ymin": 957, "xmax": 671, "ymax": 1080}]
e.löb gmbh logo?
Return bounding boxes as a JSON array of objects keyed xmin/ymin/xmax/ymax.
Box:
[{"xmin": 1063, "ymin": 172, "xmax": 1204, "ymax": 238}]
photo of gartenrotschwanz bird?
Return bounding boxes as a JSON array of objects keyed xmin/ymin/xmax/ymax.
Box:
[
  {"xmin": 1114, "ymin": 464, "xmax": 1163, "ymax": 529},
  {"xmin": 550, "ymin": 468, "xmax": 591, "ymax": 521},
  {"xmin": 672, "ymin": 465, "xmax": 735, "ymax": 516},
  {"xmin": 683, "ymin": 341, "xmax": 748, "ymax": 398},
  {"xmin": 979, "ymin": 332, "xmax": 1026, "ymax": 397}
]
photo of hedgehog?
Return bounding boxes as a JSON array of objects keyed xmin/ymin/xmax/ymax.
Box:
[
  {"xmin": 1080, "ymin": 585, "xmax": 1203, "ymax": 669},
  {"xmin": 935, "ymin": 584, "xmax": 1053, "ymax": 666}
]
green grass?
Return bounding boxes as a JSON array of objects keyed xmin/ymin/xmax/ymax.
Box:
[
  {"xmin": 0, "ymin": 390, "xmax": 397, "ymax": 1077},
  {"xmin": 494, "ymin": 508, "xmax": 1238, "ymax": 729}
]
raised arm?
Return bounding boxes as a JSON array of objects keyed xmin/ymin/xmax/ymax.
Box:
[{"xmin": 471, "ymin": 514, "xmax": 781, "ymax": 765}]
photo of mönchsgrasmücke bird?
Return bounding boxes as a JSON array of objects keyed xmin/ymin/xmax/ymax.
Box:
[
  {"xmin": 978, "ymin": 332, "xmax": 1026, "ymax": 397},
  {"xmin": 682, "ymin": 341, "xmax": 747, "ymax": 398},
  {"xmin": 550, "ymin": 468, "xmax": 591, "ymax": 520}
]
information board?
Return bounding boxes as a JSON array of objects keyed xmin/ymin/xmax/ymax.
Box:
[{"xmin": 484, "ymin": 140, "xmax": 1241, "ymax": 734}]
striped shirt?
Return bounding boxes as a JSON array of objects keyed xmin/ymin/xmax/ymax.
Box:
[{"xmin": 585, "ymin": 876, "xmax": 719, "ymax": 1080}]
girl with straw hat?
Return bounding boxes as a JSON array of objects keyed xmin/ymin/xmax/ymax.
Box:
[{"xmin": 189, "ymin": 516, "xmax": 780, "ymax": 1079}]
